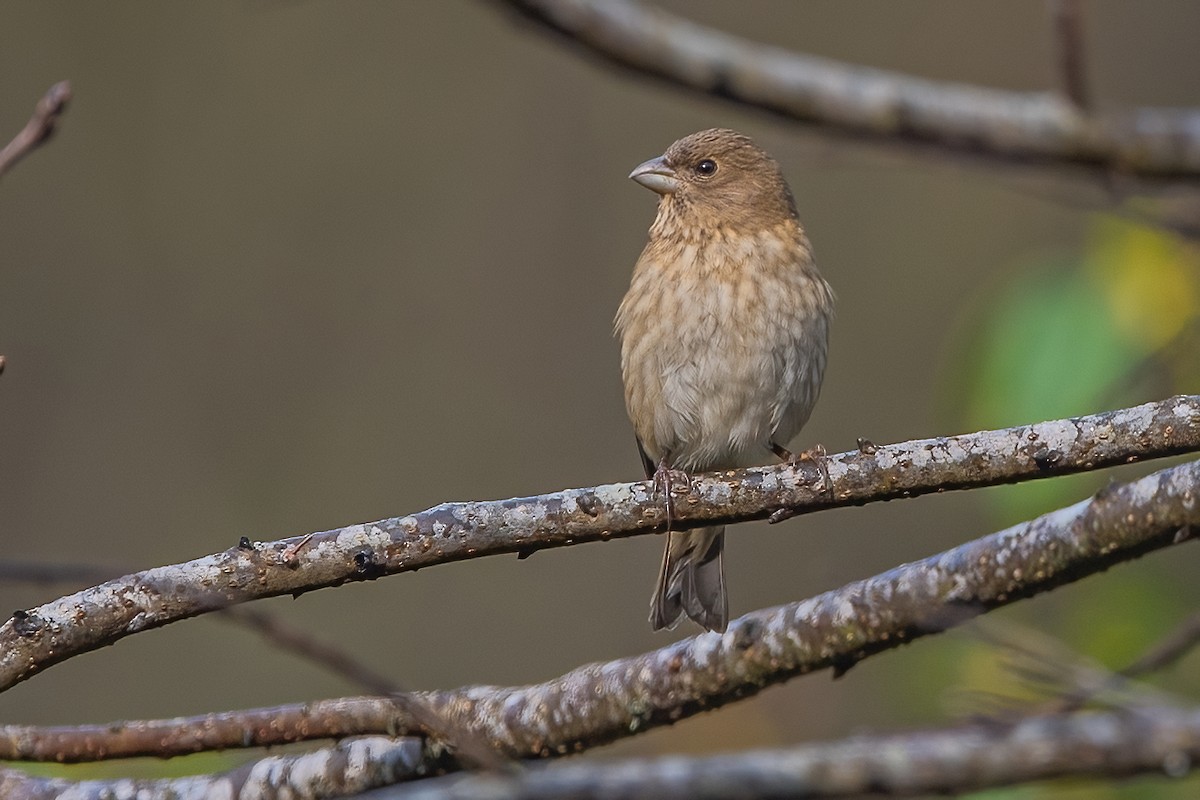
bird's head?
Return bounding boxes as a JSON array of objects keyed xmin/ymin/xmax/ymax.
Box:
[{"xmin": 629, "ymin": 128, "xmax": 798, "ymax": 233}]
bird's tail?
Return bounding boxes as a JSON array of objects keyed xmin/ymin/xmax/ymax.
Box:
[{"xmin": 650, "ymin": 526, "xmax": 727, "ymax": 633}]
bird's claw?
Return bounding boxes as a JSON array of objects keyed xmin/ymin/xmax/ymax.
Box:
[
  {"xmin": 652, "ymin": 459, "xmax": 692, "ymax": 531},
  {"xmin": 795, "ymin": 443, "xmax": 833, "ymax": 495},
  {"xmin": 772, "ymin": 441, "xmax": 833, "ymax": 496}
]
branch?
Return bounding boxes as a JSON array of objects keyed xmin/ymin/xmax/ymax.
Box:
[
  {"xmin": 0, "ymin": 81, "xmax": 71, "ymax": 181},
  {"xmin": 495, "ymin": 0, "xmax": 1200, "ymax": 180},
  {"xmin": 0, "ymin": 563, "xmax": 505, "ymax": 769},
  {"xmin": 0, "ymin": 396, "xmax": 1197, "ymax": 694},
  {"xmin": 1124, "ymin": 612, "xmax": 1200, "ymax": 678},
  {"xmin": 964, "ymin": 620, "xmax": 1189, "ymax": 717},
  {"xmin": 3, "ymin": 457, "xmax": 1197, "ymax": 763},
  {"xmin": 0, "ymin": 736, "xmax": 446, "ymax": 800},
  {"xmin": 1025, "ymin": 610, "xmax": 1200, "ymax": 715},
  {"xmin": 0, "ymin": 560, "xmax": 404, "ymax": 694},
  {"xmin": 368, "ymin": 707, "xmax": 1200, "ymax": 800}
]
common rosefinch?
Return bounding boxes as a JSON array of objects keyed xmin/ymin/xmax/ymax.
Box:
[{"xmin": 616, "ymin": 128, "xmax": 834, "ymax": 633}]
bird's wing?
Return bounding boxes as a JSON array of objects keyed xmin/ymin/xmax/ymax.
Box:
[{"xmin": 636, "ymin": 436, "xmax": 656, "ymax": 479}]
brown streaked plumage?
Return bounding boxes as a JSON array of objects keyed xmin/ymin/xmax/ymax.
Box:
[{"xmin": 616, "ymin": 128, "xmax": 834, "ymax": 633}]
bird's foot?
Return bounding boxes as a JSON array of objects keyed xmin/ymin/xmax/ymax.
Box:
[
  {"xmin": 651, "ymin": 457, "xmax": 691, "ymax": 530},
  {"xmin": 771, "ymin": 441, "xmax": 833, "ymax": 495}
]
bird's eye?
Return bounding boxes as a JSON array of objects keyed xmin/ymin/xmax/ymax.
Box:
[{"xmin": 695, "ymin": 159, "xmax": 718, "ymax": 176}]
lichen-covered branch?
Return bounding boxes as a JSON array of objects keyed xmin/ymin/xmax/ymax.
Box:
[
  {"xmin": 378, "ymin": 706, "xmax": 1200, "ymax": 800},
  {"xmin": 0, "ymin": 81, "xmax": 71, "ymax": 181},
  {"xmin": 496, "ymin": 0, "xmax": 1200, "ymax": 180},
  {"xmin": 0, "ymin": 736, "xmax": 446, "ymax": 800},
  {"xmin": 0, "ymin": 396, "xmax": 1196, "ymax": 694},
  {"xmin": 3, "ymin": 457, "xmax": 1197, "ymax": 765}
]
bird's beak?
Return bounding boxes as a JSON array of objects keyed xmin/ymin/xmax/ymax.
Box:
[{"xmin": 629, "ymin": 156, "xmax": 679, "ymax": 195}]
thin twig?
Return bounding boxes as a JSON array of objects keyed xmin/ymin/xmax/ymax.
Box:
[
  {"xmin": 1123, "ymin": 611, "xmax": 1200, "ymax": 678},
  {"xmin": 965, "ymin": 620, "xmax": 1186, "ymax": 718},
  {"xmin": 0, "ymin": 562, "xmax": 505, "ymax": 769},
  {"xmin": 222, "ymin": 607, "xmax": 402, "ymax": 695},
  {"xmin": 0, "ymin": 560, "xmax": 404, "ymax": 692},
  {"xmin": 0, "ymin": 81, "xmax": 71, "ymax": 181},
  {"xmin": 1041, "ymin": 610, "xmax": 1200, "ymax": 714},
  {"xmin": 221, "ymin": 608, "xmax": 508, "ymax": 770}
]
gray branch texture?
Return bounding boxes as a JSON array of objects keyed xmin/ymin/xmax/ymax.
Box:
[
  {"xmin": 382, "ymin": 706, "xmax": 1200, "ymax": 800},
  {"xmin": 1, "ymin": 396, "xmax": 1197, "ymax": 693},
  {"xmin": 0, "ymin": 397, "xmax": 1198, "ymax": 798},
  {"xmin": 498, "ymin": 0, "xmax": 1200, "ymax": 181},
  {"xmin": 0, "ymin": 81, "xmax": 70, "ymax": 181}
]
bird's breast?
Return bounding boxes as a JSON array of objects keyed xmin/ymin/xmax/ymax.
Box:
[{"xmin": 616, "ymin": 224, "xmax": 832, "ymax": 471}]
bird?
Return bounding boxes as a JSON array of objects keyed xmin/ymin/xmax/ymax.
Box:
[{"xmin": 615, "ymin": 128, "xmax": 834, "ymax": 633}]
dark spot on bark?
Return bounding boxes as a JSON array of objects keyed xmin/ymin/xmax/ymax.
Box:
[
  {"xmin": 353, "ymin": 549, "xmax": 385, "ymax": 578},
  {"xmin": 11, "ymin": 609, "xmax": 45, "ymax": 636},
  {"xmin": 1030, "ymin": 446, "xmax": 1063, "ymax": 469},
  {"xmin": 576, "ymin": 494, "xmax": 601, "ymax": 517},
  {"xmin": 732, "ymin": 619, "xmax": 761, "ymax": 651},
  {"xmin": 831, "ymin": 653, "xmax": 860, "ymax": 679}
]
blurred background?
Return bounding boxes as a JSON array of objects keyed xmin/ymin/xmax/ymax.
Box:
[{"xmin": 1, "ymin": 1, "xmax": 1199, "ymax": 796}]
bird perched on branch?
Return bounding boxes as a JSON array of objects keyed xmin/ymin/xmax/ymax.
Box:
[{"xmin": 616, "ymin": 128, "xmax": 834, "ymax": 633}]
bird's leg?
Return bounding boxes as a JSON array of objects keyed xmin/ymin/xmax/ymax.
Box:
[
  {"xmin": 770, "ymin": 441, "xmax": 833, "ymax": 495},
  {"xmin": 651, "ymin": 452, "xmax": 679, "ymax": 530},
  {"xmin": 638, "ymin": 439, "xmax": 685, "ymax": 529}
]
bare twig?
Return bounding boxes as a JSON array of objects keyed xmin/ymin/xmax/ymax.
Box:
[
  {"xmin": 0, "ymin": 563, "xmax": 504, "ymax": 769},
  {"xmin": 2, "ymin": 457, "xmax": 1197, "ymax": 764},
  {"xmin": 1124, "ymin": 611, "xmax": 1200, "ymax": 678},
  {"xmin": 222, "ymin": 607, "xmax": 402, "ymax": 695},
  {"xmin": 0, "ymin": 560, "xmax": 405, "ymax": 692},
  {"xmin": 0, "ymin": 561, "xmax": 120, "ymax": 586},
  {"xmin": 0, "ymin": 81, "xmax": 71, "ymax": 181},
  {"xmin": 221, "ymin": 608, "xmax": 506, "ymax": 770},
  {"xmin": 1043, "ymin": 610, "xmax": 1200, "ymax": 714},
  {"xmin": 0, "ymin": 396, "xmax": 1196, "ymax": 695},
  {"xmin": 961, "ymin": 620, "xmax": 1186, "ymax": 718},
  {"xmin": 0, "ymin": 560, "xmax": 401, "ymax": 692},
  {"xmin": 1051, "ymin": 0, "xmax": 1091, "ymax": 110},
  {"xmin": 496, "ymin": 0, "xmax": 1200, "ymax": 180}
]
